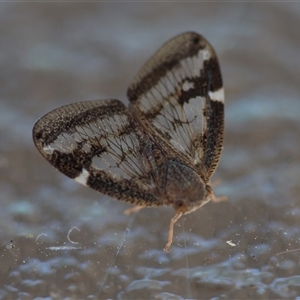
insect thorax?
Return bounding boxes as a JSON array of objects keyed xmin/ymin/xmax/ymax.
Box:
[{"xmin": 154, "ymin": 157, "xmax": 208, "ymax": 214}]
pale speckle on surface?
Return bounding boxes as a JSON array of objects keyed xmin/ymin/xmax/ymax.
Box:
[
  {"xmin": 226, "ymin": 240, "xmax": 237, "ymax": 247},
  {"xmin": 1, "ymin": 3, "xmax": 300, "ymax": 299}
]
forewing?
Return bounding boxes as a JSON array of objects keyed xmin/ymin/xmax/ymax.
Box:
[
  {"xmin": 127, "ymin": 32, "xmax": 224, "ymax": 179},
  {"xmin": 32, "ymin": 99, "xmax": 160, "ymax": 206}
]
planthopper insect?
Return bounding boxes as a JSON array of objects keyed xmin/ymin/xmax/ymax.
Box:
[{"xmin": 33, "ymin": 32, "xmax": 224, "ymax": 251}]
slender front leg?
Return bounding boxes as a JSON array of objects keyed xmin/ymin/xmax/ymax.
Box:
[
  {"xmin": 124, "ymin": 205, "xmax": 144, "ymax": 215},
  {"xmin": 164, "ymin": 212, "xmax": 183, "ymax": 252}
]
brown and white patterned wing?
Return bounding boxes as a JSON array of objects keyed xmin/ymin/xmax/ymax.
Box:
[
  {"xmin": 127, "ymin": 32, "xmax": 224, "ymax": 179},
  {"xmin": 32, "ymin": 99, "xmax": 161, "ymax": 206}
]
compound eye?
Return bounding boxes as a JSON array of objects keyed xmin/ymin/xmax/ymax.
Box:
[
  {"xmin": 175, "ymin": 200, "xmax": 183, "ymax": 207},
  {"xmin": 173, "ymin": 200, "xmax": 187, "ymax": 213}
]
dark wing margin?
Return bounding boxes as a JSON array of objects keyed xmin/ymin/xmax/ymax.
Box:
[
  {"xmin": 127, "ymin": 31, "xmax": 224, "ymax": 181},
  {"xmin": 32, "ymin": 99, "xmax": 161, "ymax": 207}
]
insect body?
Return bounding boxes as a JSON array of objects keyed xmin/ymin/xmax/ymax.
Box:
[{"xmin": 33, "ymin": 32, "xmax": 224, "ymax": 251}]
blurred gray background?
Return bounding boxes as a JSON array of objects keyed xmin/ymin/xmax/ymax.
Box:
[{"xmin": 1, "ymin": 3, "xmax": 300, "ymax": 299}]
